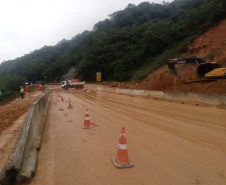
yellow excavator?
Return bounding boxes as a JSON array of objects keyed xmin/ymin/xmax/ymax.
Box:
[{"xmin": 167, "ymin": 57, "xmax": 226, "ymax": 79}]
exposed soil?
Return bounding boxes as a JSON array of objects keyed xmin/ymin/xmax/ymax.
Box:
[
  {"xmin": 188, "ymin": 19, "xmax": 226, "ymax": 64},
  {"xmin": 0, "ymin": 91, "xmax": 44, "ymax": 133},
  {"xmin": 128, "ymin": 65, "xmax": 226, "ymax": 94}
]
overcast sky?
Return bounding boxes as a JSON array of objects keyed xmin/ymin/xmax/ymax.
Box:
[{"xmin": 0, "ymin": 0, "xmax": 173, "ymax": 63}]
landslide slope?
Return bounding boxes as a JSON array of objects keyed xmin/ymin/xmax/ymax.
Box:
[{"xmin": 129, "ymin": 19, "xmax": 226, "ymax": 95}]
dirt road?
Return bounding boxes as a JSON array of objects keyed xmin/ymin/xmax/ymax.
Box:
[{"xmin": 31, "ymin": 85, "xmax": 226, "ymax": 185}]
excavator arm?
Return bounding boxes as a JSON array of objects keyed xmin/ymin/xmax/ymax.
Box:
[{"xmin": 167, "ymin": 57, "xmax": 206, "ymax": 78}]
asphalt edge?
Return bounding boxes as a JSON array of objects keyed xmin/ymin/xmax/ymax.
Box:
[{"xmin": 0, "ymin": 89, "xmax": 51, "ymax": 185}]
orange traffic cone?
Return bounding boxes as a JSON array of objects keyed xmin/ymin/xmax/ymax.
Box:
[
  {"xmin": 112, "ymin": 127, "xmax": 134, "ymax": 168},
  {"xmin": 61, "ymin": 96, "xmax": 64, "ymax": 102},
  {"xmin": 68, "ymin": 98, "xmax": 73, "ymax": 109},
  {"xmin": 58, "ymin": 93, "xmax": 61, "ymax": 97},
  {"xmin": 82, "ymin": 109, "xmax": 92, "ymax": 129}
]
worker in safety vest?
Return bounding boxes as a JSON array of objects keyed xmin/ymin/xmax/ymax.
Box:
[{"xmin": 20, "ymin": 86, "xmax": 24, "ymax": 99}]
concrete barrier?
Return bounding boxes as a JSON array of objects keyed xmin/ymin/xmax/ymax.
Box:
[
  {"xmin": 97, "ymin": 86, "xmax": 226, "ymax": 105},
  {"xmin": 0, "ymin": 90, "xmax": 51, "ymax": 185},
  {"xmin": 164, "ymin": 92, "xmax": 226, "ymax": 105},
  {"xmin": 97, "ymin": 86, "xmax": 165, "ymax": 98}
]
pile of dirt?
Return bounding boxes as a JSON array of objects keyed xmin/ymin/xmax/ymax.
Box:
[
  {"xmin": 104, "ymin": 81, "xmax": 128, "ymax": 88},
  {"xmin": 128, "ymin": 64, "xmax": 226, "ymax": 94}
]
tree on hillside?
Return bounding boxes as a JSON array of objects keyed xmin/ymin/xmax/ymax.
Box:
[{"xmin": 0, "ymin": 0, "xmax": 225, "ymax": 84}]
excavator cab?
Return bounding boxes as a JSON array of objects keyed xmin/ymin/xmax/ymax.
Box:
[{"xmin": 197, "ymin": 62, "xmax": 221, "ymax": 78}]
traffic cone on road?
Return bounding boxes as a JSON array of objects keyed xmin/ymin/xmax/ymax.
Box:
[
  {"xmin": 68, "ymin": 98, "xmax": 73, "ymax": 109},
  {"xmin": 61, "ymin": 96, "xmax": 64, "ymax": 102},
  {"xmin": 112, "ymin": 127, "xmax": 134, "ymax": 168},
  {"xmin": 82, "ymin": 109, "xmax": 92, "ymax": 129}
]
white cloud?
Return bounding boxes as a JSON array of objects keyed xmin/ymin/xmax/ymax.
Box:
[{"xmin": 0, "ymin": 0, "xmax": 172, "ymax": 63}]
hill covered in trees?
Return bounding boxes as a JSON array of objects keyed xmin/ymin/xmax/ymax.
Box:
[{"xmin": 0, "ymin": 0, "xmax": 226, "ymax": 97}]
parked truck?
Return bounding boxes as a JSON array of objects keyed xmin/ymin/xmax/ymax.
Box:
[{"xmin": 61, "ymin": 79, "xmax": 85, "ymax": 89}]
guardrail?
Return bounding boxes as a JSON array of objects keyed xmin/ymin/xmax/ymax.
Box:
[{"xmin": 0, "ymin": 89, "xmax": 51, "ymax": 185}]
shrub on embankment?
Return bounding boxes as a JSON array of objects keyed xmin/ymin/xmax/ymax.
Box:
[{"xmin": 0, "ymin": 75, "xmax": 26, "ymax": 102}]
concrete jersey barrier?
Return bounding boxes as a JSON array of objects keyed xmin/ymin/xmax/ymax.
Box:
[
  {"xmin": 97, "ymin": 86, "xmax": 226, "ymax": 105},
  {"xmin": 164, "ymin": 92, "xmax": 226, "ymax": 105},
  {"xmin": 0, "ymin": 90, "xmax": 51, "ymax": 185}
]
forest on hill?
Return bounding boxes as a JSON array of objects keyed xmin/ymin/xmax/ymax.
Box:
[{"xmin": 0, "ymin": 0, "xmax": 226, "ymax": 99}]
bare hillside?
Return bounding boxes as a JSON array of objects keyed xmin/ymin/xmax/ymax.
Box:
[{"xmin": 189, "ymin": 19, "xmax": 226, "ymax": 65}]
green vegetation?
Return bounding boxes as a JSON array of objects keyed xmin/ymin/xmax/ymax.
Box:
[
  {"xmin": 0, "ymin": 74, "xmax": 26, "ymax": 101},
  {"xmin": 0, "ymin": 0, "xmax": 225, "ymax": 97}
]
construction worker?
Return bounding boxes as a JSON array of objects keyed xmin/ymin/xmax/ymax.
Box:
[
  {"xmin": 23, "ymin": 85, "xmax": 28, "ymax": 101},
  {"xmin": 20, "ymin": 86, "xmax": 24, "ymax": 99}
]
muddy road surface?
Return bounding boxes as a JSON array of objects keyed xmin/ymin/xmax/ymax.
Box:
[{"xmin": 31, "ymin": 84, "xmax": 226, "ymax": 185}]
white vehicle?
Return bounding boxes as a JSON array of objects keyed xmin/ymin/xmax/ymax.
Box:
[{"xmin": 61, "ymin": 79, "xmax": 85, "ymax": 89}]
